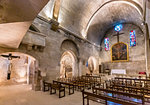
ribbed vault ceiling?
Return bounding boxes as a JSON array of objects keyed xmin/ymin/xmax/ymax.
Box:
[
  {"xmin": 0, "ymin": 0, "xmax": 146, "ymax": 48},
  {"xmin": 40, "ymin": 0, "xmax": 144, "ymax": 45},
  {"xmin": 87, "ymin": 1, "xmax": 143, "ymax": 45}
]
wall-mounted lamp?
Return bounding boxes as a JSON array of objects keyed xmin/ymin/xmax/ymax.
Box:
[{"xmin": 50, "ymin": 19, "xmax": 59, "ymax": 31}]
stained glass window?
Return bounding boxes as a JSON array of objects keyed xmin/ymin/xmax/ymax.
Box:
[
  {"xmin": 130, "ymin": 30, "xmax": 136, "ymax": 46},
  {"xmin": 114, "ymin": 24, "xmax": 123, "ymax": 32},
  {"xmin": 104, "ymin": 38, "xmax": 109, "ymax": 51}
]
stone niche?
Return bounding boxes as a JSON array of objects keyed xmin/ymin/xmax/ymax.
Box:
[
  {"xmin": 0, "ymin": 52, "xmax": 35, "ymax": 85},
  {"xmin": 60, "ymin": 40, "xmax": 79, "ymax": 78},
  {"xmin": 100, "ymin": 24, "xmax": 145, "ymax": 74}
]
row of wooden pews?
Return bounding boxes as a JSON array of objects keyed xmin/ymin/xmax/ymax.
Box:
[
  {"xmin": 42, "ymin": 75, "xmax": 150, "ymax": 105},
  {"xmin": 42, "ymin": 75, "xmax": 103, "ymax": 98},
  {"xmin": 106, "ymin": 77, "xmax": 150, "ymax": 95},
  {"xmin": 82, "ymin": 90, "xmax": 141, "ymax": 105},
  {"xmin": 56, "ymin": 75, "xmax": 102, "ymax": 91},
  {"xmin": 104, "ymin": 77, "xmax": 150, "ymax": 104},
  {"xmin": 82, "ymin": 76, "xmax": 150, "ymax": 105}
]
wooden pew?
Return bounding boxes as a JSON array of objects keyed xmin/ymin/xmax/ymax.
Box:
[
  {"xmin": 81, "ymin": 75, "xmax": 101, "ymax": 88},
  {"xmin": 50, "ymin": 83, "xmax": 65, "ymax": 98},
  {"xmin": 82, "ymin": 90, "xmax": 140, "ymax": 105},
  {"xmin": 92, "ymin": 87, "xmax": 145, "ymax": 105},
  {"xmin": 43, "ymin": 81, "xmax": 51, "ymax": 92},
  {"xmin": 106, "ymin": 79, "xmax": 150, "ymax": 103},
  {"xmin": 53, "ymin": 80, "xmax": 74, "ymax": 95},
  {"xmin": 106, "ymin": 79, "xmax": 150, "ymax": 94},
  {"xmin": 114, "ymin": 77, "xmax": 150, "ymax": 87}
]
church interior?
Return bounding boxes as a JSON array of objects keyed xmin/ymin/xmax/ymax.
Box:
[{"xmin": 1, "ymin": 0, "xmax": 150, "ymax": 105}]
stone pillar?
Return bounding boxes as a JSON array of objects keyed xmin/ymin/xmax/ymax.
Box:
[
  {"xmin": 32, "ymin": 60, "xmax": 41, "ymax": 91},
  {"xmin": 144, "ymin": 23, "xmax": 150, "ymax": 77},
  {"xmin": 78, "ymin": 58, "xmax": 82, "ymax": 76},
  {"xmin": 145, "ymin": 1, "xmax": 150, "ymax": 76}
]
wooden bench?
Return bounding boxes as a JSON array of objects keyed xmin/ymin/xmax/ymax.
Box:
[
  {"xmin": 50, "ymin": 83, "xmax": 65, "ymax": 98},
  {"xmin": 92, "ymin": 87, "xmax": 145, "ymax": 105},
  {"xmin": 73, "ymin": 80, "xmax": 85, "ymax": 91},
  {"xmin": 114, "ymin": 77, "xmax": 150, "ymax": 87},
  {"xmin": 53, "ymin": 80, "xmax": 74, "ymax": 95},
  {"xmin": 82, "ymin": 90, "xmax": 140, "ymax": 105},
  {"xmin": 43, "ymin": 81, "xmax": 51, "ymax": 92},
  {"xmin": 106, "ymin": 80, "xmax": 150, "ymax": 95},
  {"xmin": 82, "ymin": 75, "xmax": 101, "ymax": 88}
]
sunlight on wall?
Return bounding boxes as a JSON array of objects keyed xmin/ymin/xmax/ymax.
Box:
[{"xmin": 18, "ymin": 69, "xmax": 26, "ymax": 78}]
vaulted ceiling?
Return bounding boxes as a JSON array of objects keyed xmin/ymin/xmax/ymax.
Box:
[
  {"xmin": 0, "ymin": 0, "xmax": 49, "ymax": 48},
  {"xmin": 40, "ymin": 0, "xmax": 145, "ymax": 45},
  {"xmin": 87, "ymin": 1, "xmax": 143, "ymax": 45},
  {"xmin": 0, "ymin": 0, "xmax": 148, "ymax": 48}
]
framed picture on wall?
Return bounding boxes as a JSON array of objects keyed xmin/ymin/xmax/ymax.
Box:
[{"xmin": 111, "ymin": 42, "xmax": 129, "ymax": 62}]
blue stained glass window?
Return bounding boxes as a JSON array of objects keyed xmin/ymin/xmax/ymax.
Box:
[
  {"xmin": 104, "ymin": 38, "xmax": 109, "ymax": 51},
  {"xmin": 130, "ymin": 30, "xmax": 136, "ymax": 46},
  {"xmin": 114, "ymin": 24, "xmax": 123, "ymax": 32}
]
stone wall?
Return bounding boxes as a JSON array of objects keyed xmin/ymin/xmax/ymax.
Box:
[
  {"xmin": 0, "ymin": 17, "xmax": 100, "ymax": 82},
  {"xmin": 100, "ymin": 24, "xmax": 146, "ymax": 74}
]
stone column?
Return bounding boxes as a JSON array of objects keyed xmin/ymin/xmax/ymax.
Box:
[
  {"xmin": 78, "ymin": 58, "xmax": 83, "ymax": 76},
  {"xmin": 145, "ymin": 1, "xmax": 150, "ymax": 76},
  {"xmin": 144, "ymin": 23, "xmax": 150, "ymax": 77}
]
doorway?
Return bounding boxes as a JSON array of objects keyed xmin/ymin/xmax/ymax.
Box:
[{"xmin": 60, "ymin": 51, "xmax": 78, "ymax": 78}]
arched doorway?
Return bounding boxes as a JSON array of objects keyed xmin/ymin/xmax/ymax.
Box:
[
  {"xmin": 86, "ymin": 56, "xmax": 98, "ymax": 75},
  {"xmin": 60, "ymin": 51, "xmax": 78, "ymax": 78},
  {"xmin": 0, "ymin": 52, "xmax": 37, "ymax": 86}
]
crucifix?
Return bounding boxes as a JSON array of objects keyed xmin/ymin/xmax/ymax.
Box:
[
  {"xmin": 112, "ymin": 24, "xmax": 125, "ymax": 60},
  {"xmin": 113, "ymin": 32, "xmax": 124, "ymax": 43},
  {"xmin": 1, "ymin": 53, "xmax": 20, "ymax": 80},
  {"xmin": 113, "ymin": 24, "xmax": 124, "ymax": 43}
]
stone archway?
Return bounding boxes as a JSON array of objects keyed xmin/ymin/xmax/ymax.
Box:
[
  {"xmin": 0, "ymin": 52, "xmax": 37, "ymax": 86},
  {"xmin": 60, "ymin": 51, "xmax": 78, "ymax": 78},
  {"xmin": 86, "ymin": 56, "xmax": 98, "ymax": 75}
]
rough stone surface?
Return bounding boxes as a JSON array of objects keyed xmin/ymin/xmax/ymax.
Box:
[
  {"xmin": 40, "ymin": 0, "xmax": 143, "ymax": 43},
  {"xmin": 22, "ymin": 30, "xmax": 46, "ymax": 47},
  {"xmin": 0, "ymin": 84, "xmax": 102, "ymax": 105},
  {"xmin": 87, "ymin": 2, "xmax": 143, "ymax": 44},
  {"xmin": 0, "ymin": 17, "xmax": 100, "ymax": 83},
  {"xmin": 100, "ymin": 24, "xmax": 145, "ymax": 74}
]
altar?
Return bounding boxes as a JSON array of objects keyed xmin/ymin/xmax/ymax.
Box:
[{"xmin": 111, "ymin": 69, "xmax": 126, "ymax": 75}]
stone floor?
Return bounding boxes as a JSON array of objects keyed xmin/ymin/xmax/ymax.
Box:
[
  {"xmin": 0, "ymin": 84, "xmax": 148, "ymax": 105},
  {"xmin": 0, "ymin": 84, "xmax": 101, "ymax": 105}
]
